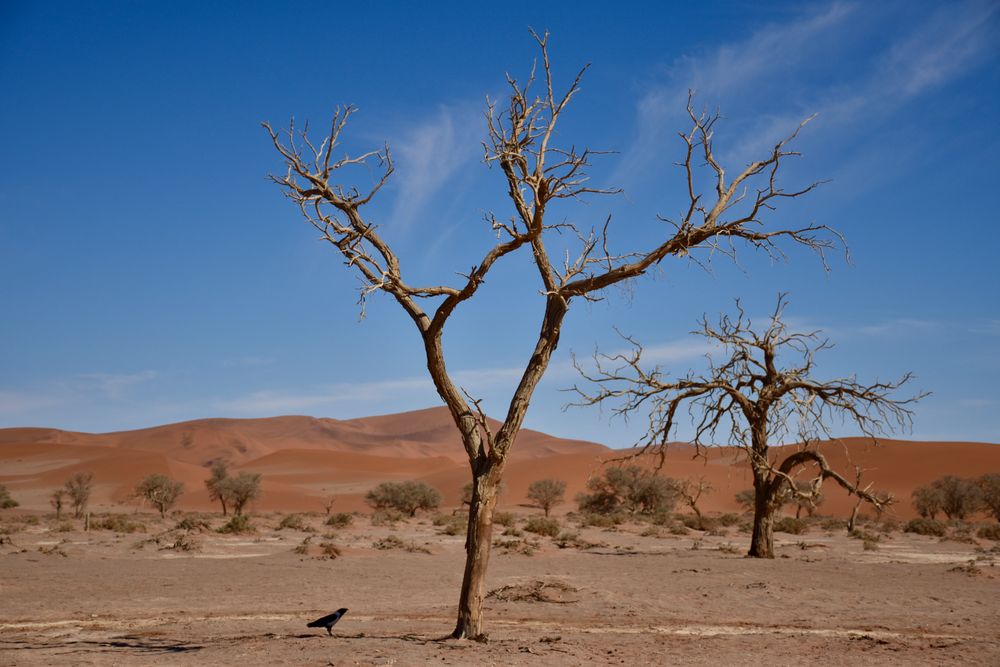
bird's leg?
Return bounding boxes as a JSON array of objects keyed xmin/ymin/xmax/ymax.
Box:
[{"xmin": 326, "ymin": 626, "xmax": 333, "ymax": 637}]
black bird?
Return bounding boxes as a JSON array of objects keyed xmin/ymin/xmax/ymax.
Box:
[{"xmin": 307, "ymin": 608, "xmax": 349, "ymax": 636}]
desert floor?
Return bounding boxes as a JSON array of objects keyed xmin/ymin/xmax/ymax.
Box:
[{"xmin": 1, "ymin": 511, "xmax": 998, "ymax": 666}]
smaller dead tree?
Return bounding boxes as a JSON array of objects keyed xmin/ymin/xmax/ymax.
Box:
[
  {"xmin": 678, "ymin": 477, "xmax": 713, "ymax": 528},
  {"xmin": 50, "ymin": 489, "xmax": 67, "ymax": 519},
  {"xmin": 527, "ymin": 479, "xmax": 567, "ymax": 517},
  {"xmin": 572, "ymin": 295, "xmax": 924, "ymax": 558}
]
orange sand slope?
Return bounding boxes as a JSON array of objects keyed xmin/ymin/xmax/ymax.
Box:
[{"xmin": 0, "ymin": 407, "xmax": 997, "ymax": 519}]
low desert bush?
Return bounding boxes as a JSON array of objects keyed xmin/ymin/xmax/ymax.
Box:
[
  {"xmin": 493, "ymin": 511, "xmax": 518, "ymax": 527},
  {"xmin": 92, "ymin": 514, "xmax": 145, "ymax": 533},
  {"xmin": 717, "ymin": 513, "xmax": 741, "ymax": 527},
  {"xmin": 718, "ymin": 542, "xmax": 740, "ymax": 555},
  {"xmin": 435, "ymin": 516, "xmax": 465, "ymax": 536},
  {"xmin": 218, "ymin": 514, "xmax": 254, "ymax": 534},
  {"xmin": 904, "ymin": 518, "xmax": 947, "ymax": 537},
  {"xmin": 820, "ymin": 517, "xmax": 848, "ymax": 531},
  {"xmin": 976, "ymin": 524, "xmax": 1000, "ymax": 541},
  {"xmin": 863, "ymin": 539, "xmax": 880, "ymax": 551},
  {"xmin": 54, "ymin": 522, "xmax": 74, "ymax": 533},
  {"xmin": 502, "ymin": 526, "xmax": 523, "ymax": 537},
  {"xmin": 371, "ymin": 509, "xmax": 403, "ymax": 526},
  {"xmin": 849, "ymin": 529, "xmax": 881, "ymax": 543},
  {"xmin": 493, "ymin": 537, "xmax": 538, "ymax": 556},
  {"xmin": 277, "ymin": 514, "xmax": 308, "ymax": 531},
  {"xmin": 175, "ymin": 516, "xmax": 212, "ymax": 533},
  {"xmin": 774, "ymin": 517, "xmax": 809, "ymax": 535},
  {"xmin": 524, "ymin": 517, "xmax": 560, "ymax": 537},
  {"xmin": 372, "ymin": 535, "xmax": 431, "ymax": 553},
  {"xmin": 576, "ymin": 512, "xmax": 623, "ymax": 528},
  {"xmin": 325, "ymin": 512, "xmax": 353, "ymax": 529},
  {"xmin": 680, "ymin": 514, "xmax": 719, "ymax": 531},
  {"xmin": 669, "ymin": 522, "xmax": 690, "ymax": 536}
]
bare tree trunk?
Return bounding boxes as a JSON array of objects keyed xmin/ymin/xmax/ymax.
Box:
[
  {"xmin": 748, "ymin": 472, "xmax": 776, "ymax": 558},
  {"xmin": 452, "ymin": 461, "xmax": 502, "ymax": 640}
]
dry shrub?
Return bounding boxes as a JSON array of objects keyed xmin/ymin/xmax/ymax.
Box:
[
  {"xmin": 54, "ymin": 522, "xmax": 74, "ymax": 533},
  {"xmin": 717, "ymin": 513, "xmax": 740, "ymax": 527},
  {"xmin": 371, "ymin": 509, "xmax": 403, "ymax": 526},
  {"xmin": 904, "ymin": 518, "xmax": 947, "ymax": 536},
  {"xmin": 494, "ymin": 511, "xmax": 518, "ymax": 527},
  {"xmin": 325, "ymin": 512, "xmax": 353, "ymax": 529},
  {"xmin": 175, "ymin": 516, "xmax": 212, "ymax": 533},
  {"xmin": 277, "ymin": 514, "xmax": 309, "ymax": 531},
  {"xmin": 163, "ymin": 534, "xmax": 200, "ymax": 552},
  {"xmin": 38, "ymin": 544, "xmax": 68, "ymax": 557},
  {"xmin": 640, "ymin": 526, "xmax": 661, "ymax": 538},
  {"xmin": 92, "ymin": 514, "xmax": 146, "ymax": 533},
  {"xmin": 977, "ymin": 524, "xmax": 1000, "ymax": 541},
  {"xmin": 554, "ymin": 531, "xmax": 606, "ymax": 550},
  {"xmin": 774, "ymin": 517, "xmax": 809, "ymax": 535},
  {"xmin": 669, "ymin": 522, "xmax": 690, "ymax": 536},
  {"xmin": 718, "ymin": 543, "xmax": 740, "ymax": 554},
  {"xmin": 524, "ymin": 516, "xmax": 560, "ymax": 537},
  {"xmin": 850, "ymin": 529, "xmax": 881, "ymax": 543},
  {"xmin": 372, "ymin": 535, "xmax": 431, "ymax": 553},
  {"xmin": 820, "ymin": 517, "xmax": 848, "ymax": 531},
  {"xmin": 576, "ymin": 512, "xmax": 623, "ymax": 529},
  {"xmin": 493, "ymin": 537, "xmax": 538, "ymax": 556},
  {"xmin": 218, "ymin": 514, "xmax": 254, "ymax": 534},
  {"xmin": 863, "ymin": 539, "xmax": 880, "ymax": 551},
  {"xmin": 487, "ymin": 580, "xmax": 579, "ymax": 603}
]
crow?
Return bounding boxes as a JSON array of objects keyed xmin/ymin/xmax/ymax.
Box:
[{"xmin": 307, "ymin": 608, "xmax": 348, "ymax": 636}]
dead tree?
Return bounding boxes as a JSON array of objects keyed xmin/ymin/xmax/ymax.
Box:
[
  {"xmin": 678, "ymin": 477, "xmax": 713, "ymax": 528},
  {"xmin": 265, "ymin": 31, "xmax": 837, "ymax": 638},
  {"xmin": 571, "ymin": 295, "xmax": 924, "ymax": 558}
]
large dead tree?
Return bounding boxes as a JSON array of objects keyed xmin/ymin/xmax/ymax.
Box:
[
  {"xmin": 571, "ymin": 295, "xmax": 925, "ymax": 558},
  {"xmin": 264, "ymin": 32, "xmax": 837, "ymax": 639}
]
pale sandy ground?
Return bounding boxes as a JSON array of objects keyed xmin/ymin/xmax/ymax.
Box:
[{"xmin": 1, "ymin": 511, "xmax": 998, "ymax": 666}]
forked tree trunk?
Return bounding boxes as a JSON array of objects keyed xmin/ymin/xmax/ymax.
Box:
[{"xmin": 452, "ymin": 461, "xmax": 502, "ymax": 640}]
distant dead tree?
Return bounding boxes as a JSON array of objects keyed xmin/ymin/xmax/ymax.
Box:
[
  {"xmin": 321, "ymin": 493, "xmax": 337, "ymax": 516},
  {"xmin": 50, "ymin": 489, "xmax": 67, "ymax": 519},
  {"xmin": 266, "ymin": 30, "xmax": 840, "ymax": 637},
  {"xmin": 678, "ymin": 477, "xmax": 713, "ymax": 527},
  {"xmin": 527, "ymin": 479, "xmax": 566, "ymax": 517},
  {"xmin": 135, "ymin": 473, "xmax": 184, "ymax": 518},
  {"xmin": 571, "ymin": 296, "xmax": 925, "ymax": 558},
  {"xmin": 64, "ymin": 472, "xmax": 94, "ymax": 519}
]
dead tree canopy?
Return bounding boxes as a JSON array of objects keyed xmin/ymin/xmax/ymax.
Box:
[
  {"xmin": 571, "ymin": 294, "xmax": 927, "ymax": 557},
  {"xmin": 266, "ymin": 29, "xmax": 841, "ymax": 637}
]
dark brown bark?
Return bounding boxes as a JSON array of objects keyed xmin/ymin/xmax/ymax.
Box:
[{"xmin": 748, "ymin": 470, "xmax": 776, "ymax": 558}]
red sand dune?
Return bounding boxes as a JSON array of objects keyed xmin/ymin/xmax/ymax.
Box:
[{"xmin": 1, "ymin": 407, "xmax": 997, "ymax": 519}]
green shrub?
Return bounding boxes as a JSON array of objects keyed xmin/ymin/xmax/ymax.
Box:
[
  {"xmin": 774, "ymin": 517, "xmax": 809, "ymax": 535},
  {"xmin": 904, "ymin": 518, "xmax": 947, "ymax": 536},
  {"xmin": 976, "ymin": 524, "xmax": 1000, "ymax": 541},
  {"xmin": 218, "ymin": 514, "xmax": 254, "ymax": 534},
  {"xmin": 325, "ymin": 512, "xmax": 353, "ymax": 528},
  {"xmin": 524, "ymin": 517, "xmax": 560, "ymax": 537},
  {"xmin": 502, "ymin": 526, "xmax": 523, "ymax": 537}
]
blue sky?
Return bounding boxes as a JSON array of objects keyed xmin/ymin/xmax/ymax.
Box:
[{"xmin": 1, "ymin": 1, "xmax": 998, "ymax": 445}]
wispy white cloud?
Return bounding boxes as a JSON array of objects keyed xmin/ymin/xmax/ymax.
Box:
[
  {"xmin": 612, "ymin": 1, "xmax": 999, "ymax": 187},
  {"xmin": 66, "ymin": 370, "xmax": 157, "ymax": 398},
  {"xmin": 388, "ymin": 102, "xmax": 483, "ymax": 231},
  {"xmin": 0, "ymin": 390, "xmax": 61, "ymax": 415}
]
